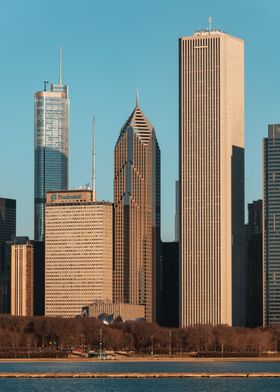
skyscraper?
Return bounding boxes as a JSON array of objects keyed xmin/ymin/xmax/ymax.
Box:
[
  {"xmin": 179, "ymin": 29, "xmax": 245, "ymax": 327},
  {"xmin": 10, "ymin": 237, "xmax": 34, "ymax": 317},
  {"xmin": 34, "ymin": 49, "xmax": 69, "ymax": 241},
  {"xmin": 45, "ymin": 190, "xmax": 113, "ymax": 317},
  {"xmin": 113, "ymin": 98, "xmax": 161, "ymax": 322},
  {"xmin": 245, "ymin": 200, "xmax": 262, "ymax": 327},
  {"xmin": 263, "ymin": 124, "xmax": 280, "ymax": 326},
  {"xmin": 0, "ymin": 197, "xmax": 16, "ymax": 313},
  {"xmin": 0, "ymin": 198, "xmax": 16, "ymax": 242}
]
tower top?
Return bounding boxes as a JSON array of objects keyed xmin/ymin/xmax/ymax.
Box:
[
  {"xmin": 136, "ymin": 90, "xmax": 139, "ymax": 107},
  {"xmin": 208, "ymin": 16, "xmax": 212, "ymax": 32}
]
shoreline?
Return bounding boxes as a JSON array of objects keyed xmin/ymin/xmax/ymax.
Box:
[
  {"xmin": 0, "ymin": 371, "xmax": 279, "ymax": 378},
  {"xmin": 0, "ymin": 356, "xmax": 279, "ymax": 363}
]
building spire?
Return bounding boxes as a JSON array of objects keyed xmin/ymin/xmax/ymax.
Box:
[
  {"xmin": 92, "ymin": 116, "xmax": 96, "ymax": 201},
  {"xmin": 59, "ymin": 47, "xmax": 62, "ymax": 85},
  {"xmin": 208, "ymin": 16, "xmax": 212, "ymax": 32},
  {"xmin": 136, "ymin": 90, "xmax": 139, "ymax": 107}
]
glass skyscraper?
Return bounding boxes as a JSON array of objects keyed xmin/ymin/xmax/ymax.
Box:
[
  {"xmin": 34, "ymin": 55, "xmax": 69, "ymax": 241},
  {"xmin": 263, "ymin": 124, "xmax": 280, "ymax": 325}
]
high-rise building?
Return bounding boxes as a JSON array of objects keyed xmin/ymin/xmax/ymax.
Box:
[
  {"xmin": 45, "ymin": 190, "xmax": 113, "ymax": 317},
  {"xmin": 113, "ymin": 98, "xmax": 161, "ymax": 322},
  {"xmin": 179, "ymin": 29, "xmax": 245, "ymax": 326},
  {"xmin": 0, "ymin": 198, "xmax": 16, "ymax": 242},
  {"xmin": 245, "ymin": 200, "xmax": 262, "ymax": 327},
  {"xmin": 157, "ymin": 241, "xmax": 179, "ymax": 328},
  {"xmin": 34, "ymin": 50, "xmax": 69, "ymax": 241},
  {"xmin": 10, "ymin": 237, "xmax": 34, "ymax": 317},
  {"xmin": 263, "ymin": 124, "xmax": 280, "ymax": 326},
  {"xmin": 0, "ymin": 197, "xmax": 16, "ymax": 313},
  {"xmin": 175, "ymin": 181, "xmax": 179, "ymax": 242}
]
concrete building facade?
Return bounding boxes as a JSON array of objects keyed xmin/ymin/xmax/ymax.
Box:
[
  {"xmin": 10, "ymin": 237, "xmax": 34, "ymax": 317},
  {"xmin": 179, "ymin": 30, "xmax": 245, "ymax": 326},
  {"xmin": 113, "ymin": 99, "xmax": 161, "ymax": 322},
  {"xmin": 45, "ymin": 190, "xmax": 113, "ymax": 317}
]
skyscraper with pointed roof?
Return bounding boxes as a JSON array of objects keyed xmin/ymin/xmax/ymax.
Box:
[
  {"xmin": 113, "ymin": 97, "xmax": 161, "ymax": 322},
  {"xmin": 34, "ymin": 49, "xmax": 69, "ymax": 241}
]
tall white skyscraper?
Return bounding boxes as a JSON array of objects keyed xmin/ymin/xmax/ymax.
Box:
[{"xmin": 179, "ymin": 28, "xmax": 245, "ymax": 327}]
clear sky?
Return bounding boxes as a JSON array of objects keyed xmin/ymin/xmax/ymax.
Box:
[{"xmin": 0, "ymin": 0, "xmax": 279, "ymax": 241}]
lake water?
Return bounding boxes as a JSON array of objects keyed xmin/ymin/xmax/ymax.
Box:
[{"xmin": 0, "ymin": 361, "xmax": 279, "ymax": 391}]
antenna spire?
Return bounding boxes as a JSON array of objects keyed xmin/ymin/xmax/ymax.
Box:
[
  {"xmin": 136, "ymin": 90, "xmax": 139, "ymax": 107},
  {"xmin": 208, "ymin": 16, "xmax": 212, "ymax": 32},
  {"xmin": 92, "ymin": 116, "xmax": 96, "ymax": 201},
  {"xmin": 59, "ymin": 47, "xmax": 62, "ymax": 85}
]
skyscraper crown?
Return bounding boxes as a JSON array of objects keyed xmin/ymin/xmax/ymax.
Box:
[{"xmin": 119, "ymin": 101, "xmax": 154, "ymax": 145}]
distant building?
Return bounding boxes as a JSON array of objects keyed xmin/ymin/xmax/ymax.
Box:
[
  {"xmin": 45, "ymin": 190, "xmax": 113, "ymax": 317},
  {"xmin": 83, "ymin": 301, "xmax": 145, "ymax": 323},
  {"xmin": 10, "ymin": 237, "xmax": 34, "ymax": 316},
  {"xmin": 175, "ymin": 181, "xmax": 179, "ymax": 242},
  {"xmin": 245, "ymin": 200, "xmax": 262, "ymax": 327},
  {"xmin": 0, "ymin": 197, "xmax": 16, "ymax": 313},
  {"xmin": 0, "ymin": 198, "xmax": 16, "ymax": 242},
  {"xmin": 158, "ymin": 242, "xmax": 179, "ymax": 327},
  {"xmin": 179, "ymin": 29, "xmax": 245, "ymax": 326},
  {"xmin": 8, "ymin": 237, "xmax": 44, "ymax": 317},
  {"xmin": 113, "ymin": 98, "xmax": 161, "ymax": 322},
  {"xmin": 263, "ymin": 124, "xmax": 280, "ymax": 325},
  {"xmin": 34, "ymin": 50, "xmax": 69, "ymax": 241}
]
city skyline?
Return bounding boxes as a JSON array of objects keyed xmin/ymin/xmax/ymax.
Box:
[{"xmin": 1, "ymin": 1, "xmax": 280, "ymax": 241}]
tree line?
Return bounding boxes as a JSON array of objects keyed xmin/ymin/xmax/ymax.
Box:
[{"xmin": 0, "ymin": 315, "xmax": 279, "ymax": 357}]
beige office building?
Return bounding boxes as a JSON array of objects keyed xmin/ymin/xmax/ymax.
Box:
[
  {"xmin": 45, "ymin": 190, "xmax": 113, "ymax": 317},
  {"xmin": 179, "ymin": 29, "xmax": 245, "ymax": 327},
  {"xmin": 11, "ymin": 238, "xmax": 34, "ymax": 317}
]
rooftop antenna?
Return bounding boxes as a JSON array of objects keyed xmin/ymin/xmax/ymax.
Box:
[
  {"xmin": 136, "ymin": 89, "xmax": 139, "ymax": 107},
  {"xmin": 59, "ymin": 46, "xmax": 62, "ymax": 85},
  {"xmin": 208, "ymin": 16, "xmax": 212, "ymax": 32},
  {"xmin": 92, "ymin": 116, "xmax": 96, "ymax": 201}
]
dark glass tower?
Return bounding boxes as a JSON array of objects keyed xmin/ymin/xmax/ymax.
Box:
[
  {"xmin": 263, "ymin": 124, "xmax": 280, "ymax": 325},
  {"xmin": 245, "ymin": 200, "xmax": 262, "ymax": 327},
  {"xmin": 113, "ymin": 98, "xmax": 161, "ymax": 322},
  {"xmin": 34, "ymin": 51, "xmax": 69, "ymax": 241},
  {"xmin": 0, "ymin": 197, "xmax": 16, "ymax": 313}
]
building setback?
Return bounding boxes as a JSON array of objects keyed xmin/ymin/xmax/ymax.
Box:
[
  {"xmin": 114, "ymin": 99, "xmax": 161, "ymax": 322},
  {"xmin": 245, "ymin": 200, "xmax": 262, "ymax": 327},
  {"xmin": 263, "ymin": 124, "xmax": 280, "ymax": 326},
  {"xmin": 34, "ymin": 51, "xmax": 69, "ymax": 241},
  {"xmin": 179, "ymin": 29, "xmax": 245, "ymax": 326},
  {"xmin": 45, "ymin": 190, "xmax": 113, "ymax": 317}
]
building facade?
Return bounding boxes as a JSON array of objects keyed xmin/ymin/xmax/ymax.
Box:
[
  {"xmin": 157, "ymin": 241, "xmax": 179, "ymax": 328},
  {"xmin": 263, "ymin": 124, "xmax": 280, "ymax": 325},
  {"xmin": 84, "ymin": 301, "xmax": 145, "ymax": 322},
  {"xmin": 10, "ymin": 237, "xmax": 34, "ymax": 316},
  {"xmin": 34, "ymin": 63, "xmax": 69, "ymax": 241},
  {"xmin": 0, "ymin": 197, "xmax": 16, "ymax": 313},
  {"xmin": 245, "ymin": 200, "xmax": 262, "ymax": 327},
  {"xmin": 114, "ymin": 100, "xmax": 161, "ymax": 322},
  {"xmin": 179, "ymin": 30, "xmax": 245, "ymax": 326},
  {"xmin": 45, "ymin": 190, "xmax": 113, "ymax": 317}
]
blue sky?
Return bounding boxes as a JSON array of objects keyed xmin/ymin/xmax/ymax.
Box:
[{"xmin": 0, "ymin": 0, "xmax": 279, "ymax": 241}]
